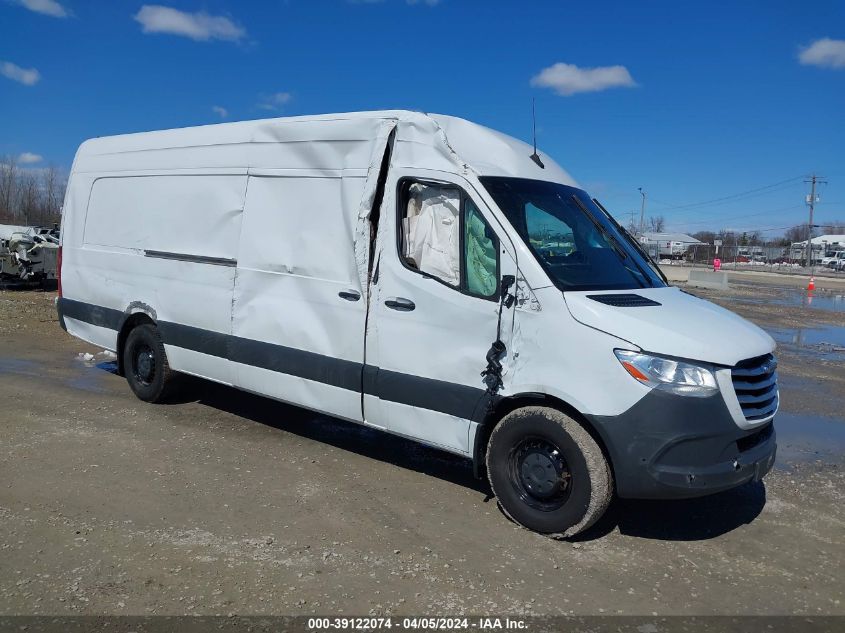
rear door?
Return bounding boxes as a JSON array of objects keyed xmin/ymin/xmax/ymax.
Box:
[{"xmin": 364, "ymin": 170, "xmax": 517, "ymax": 454}]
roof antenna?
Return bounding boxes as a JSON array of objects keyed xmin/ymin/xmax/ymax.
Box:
[{"xmin": 529, "ymin": 97, "xmax": 545, "ymax": 169}]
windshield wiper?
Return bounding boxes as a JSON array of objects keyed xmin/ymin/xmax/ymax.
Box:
[
  {"xmin": 592, "ymin": 198, "xmax": 669, "ymax": 285},
  {"xmin": 570, "ymin": 195, "xmax": 627, "ymax": 261},
  {"xmin": 570, "ymin": 195, "xmax": 650, "ymax": 288}
]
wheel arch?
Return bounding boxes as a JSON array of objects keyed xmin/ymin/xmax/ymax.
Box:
[
  {"xmin": 116, "ymin": 310, "xmax": 157, "ymax": 376},
  {"xmin": 473, "ymin": 392, "xmax": 615, "ymax": 484}
]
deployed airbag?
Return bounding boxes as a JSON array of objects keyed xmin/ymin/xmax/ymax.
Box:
[{"xmin": 403, "ymin": 183, "xmax": 460, "ymax": 286}]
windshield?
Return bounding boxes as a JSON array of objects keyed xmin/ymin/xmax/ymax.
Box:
[{"xmin": 480, "ymin": 177, "xmax": 666, "ymax": 291}]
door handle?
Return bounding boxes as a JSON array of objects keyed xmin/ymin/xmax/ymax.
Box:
[
  {"xmin": 338, "ymin": 289, "xmax": 361, "ymax": 302},
  {"xmin": 385, "ymin": 297, "xmax": 415, "ymax": 311}
]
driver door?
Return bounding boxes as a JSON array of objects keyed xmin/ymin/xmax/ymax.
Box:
[{"xmin": 364, "ymin": 170, "xmax": 517, "ymax": 455}]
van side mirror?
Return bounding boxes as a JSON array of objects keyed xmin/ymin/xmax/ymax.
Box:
[
  {"xmin": 500, "ymin": 274, "xmax": 516, "ymax": 306},
  {"xmin": 501, "ymin": 274, "xmax": 515, "ymax": 292}
]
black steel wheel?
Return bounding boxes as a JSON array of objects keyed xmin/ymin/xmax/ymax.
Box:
[
  {"xmin": 486, "ymin": 406, "xmax": 613, "ymax": 537},
  {"xmin": 507, "ymin": 436, "xmax": 572, "ymax": 512},
  {"xmin": 131, "ymin": 343, "xmax": 156, "ymax": 386},
  {"xmin": 123, "ymin": 323, "xmax": 177, "ymax": 403}
]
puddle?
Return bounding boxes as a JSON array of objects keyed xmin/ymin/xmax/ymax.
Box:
[
  {"xmin": 0, "ymin": 353, "xmax": 119, "ymax": 393},
  {"xmin": 765, "ymin": 324, "xmax": 845, "ymax": 361},
  {"xmin": 66, "ymin": 360, "xmax": 119, "ymax": 393},
  {"xmin": 774, "ymin": 412, "xmax": 845, "ymax": 466},
  {"xmin": 0, "ymin": 357, "xmax": 40, "ymax": 376},
  {"xmin": 729, "ymin": 286, "xmax": 845, "ymax": 312}
]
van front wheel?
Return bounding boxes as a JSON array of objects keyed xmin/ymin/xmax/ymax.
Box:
[
  {"xmin": 123, "ymin": 323, "xmax": 177, "ymax": 403},
  {"xmin": 486, "ymin": 406, "xmax": 612, "ymax": 537}
]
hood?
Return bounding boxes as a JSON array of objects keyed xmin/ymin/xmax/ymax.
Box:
[{"xmin": 564, "ymin": 287, "xmax": 775, "ymax": 367}]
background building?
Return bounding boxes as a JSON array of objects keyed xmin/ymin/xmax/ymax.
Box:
[{"xmin": 639, "ymin": 232, "xmax": 704, "ymax": 259}]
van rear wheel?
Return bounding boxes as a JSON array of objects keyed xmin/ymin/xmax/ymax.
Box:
[
  {"xmin": 123, "ymin": 323, "xmax": 177, "ymax": 403},
  {"xmin": 486, "ymin": 406, "xmax": 612, "ymax": 537}
]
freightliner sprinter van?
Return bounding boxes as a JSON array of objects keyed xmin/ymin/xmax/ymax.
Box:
[{"xmin": 58, "ymin": 111, "xmax": 778, "ymax": 536}]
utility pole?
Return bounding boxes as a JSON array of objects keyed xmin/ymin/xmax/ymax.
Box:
[
  {"xmin": 804, "ymin": 174, "xmax": 827, "ymax": 268},
  {"xmin": 638, "ymin": 187, "xmax": 646, "ymax": 235},
  {"xmin": 628, "ymin": 210, "xmax": 637, "ymax": 233}
]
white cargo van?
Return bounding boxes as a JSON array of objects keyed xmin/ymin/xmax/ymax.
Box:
[{"xmin": 58, "ymin": 111, "xmax": 778, "ymax": 536}]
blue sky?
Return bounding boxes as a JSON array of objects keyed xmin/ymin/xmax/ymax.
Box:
[{"xmin": 1, "ymin": 0, "xmax": 843, "ymax": 236}]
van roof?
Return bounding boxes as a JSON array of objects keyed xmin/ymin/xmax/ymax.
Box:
[{"xmin": 73, "ymin": 110, "xmax": 577, "ymax": 186}]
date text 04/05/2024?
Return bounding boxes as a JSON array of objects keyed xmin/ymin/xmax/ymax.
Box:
[{"xmin": 307, "ymin": 617, "xmax": 528, "ymax": 630}]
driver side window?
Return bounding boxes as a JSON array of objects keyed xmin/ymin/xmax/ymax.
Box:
[
  {"xmin": 464, "ymin": 199, "xmax": 498, "ymax": 298},
  {"xmin": 398, "ymin": 179, "xmax": 499, "ymax": 300}
]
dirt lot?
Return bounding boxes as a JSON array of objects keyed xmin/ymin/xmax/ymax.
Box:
[{"xmin": 1, "ymin": 283, "xmax": 843, "ymax": 616}]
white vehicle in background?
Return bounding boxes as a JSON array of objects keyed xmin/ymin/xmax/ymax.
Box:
[
  {"xmin": 57, "ymin": 111, "xmax": 778, "ymax": 536},
  {"xmin": 823, "ymin": 251, "xmax": 845, "ymax": 270}
]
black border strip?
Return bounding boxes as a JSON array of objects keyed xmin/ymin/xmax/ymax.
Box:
[
  {"xmin": 366, "ymin": 367, "xmax": 484, "ymax": 421},
  {"xmin": 57, "ymin": 298, "xmax": 486, "ymax": 420},
  {"xmin": 59, "ymin": 297, "xmax": 123, "ymax": 330},
  {"xmin": 230, "ymin": 335, "xmax": 363, "ymax": 392},
  {"xmin": 144, "ymin": 250, "xmax": 237, "ymax": 267},
  {"xmin": 158, "ymin": 321, "xmax": 230, "ymax": 359}
]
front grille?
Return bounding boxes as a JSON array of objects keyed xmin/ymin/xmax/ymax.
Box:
[{"xmin": 731, "ymin": 353, "xmax": 778, "ymax": 421}]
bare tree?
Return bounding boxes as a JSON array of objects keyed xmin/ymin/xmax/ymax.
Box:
[
  {"xmin": 0, "ymin": 156, "xmax": 65, "ymax": 226},
  {"xmin": 20, "ymin": 171, "xmax": 40, "ymax": 225},
  {"xmin": 647, "ymin": 216, "xmax": 666, "ymax": 232},
  {"xmin": 0, "ymin": 155, "xmax": 19, "ymax": 222},
  {"xmin": 692, "ymin": 230, "xmax": 716, "ymax": 244},
  {"xmin": 820, "ymin": 221, "xmax": 845, "ymax": 234},
  {"xmin": 784, "ymin": 224, "xmax": 808, "ymax": 244}
]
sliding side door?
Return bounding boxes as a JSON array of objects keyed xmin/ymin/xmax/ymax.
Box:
[{"xmin": 230, "ymin": 173, "xmax": 368, "ymax": 422}]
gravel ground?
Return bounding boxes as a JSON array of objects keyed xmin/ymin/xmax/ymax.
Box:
[{"xmin": 0, "ymin": 286, "xmax": 843, "ymax": 616}]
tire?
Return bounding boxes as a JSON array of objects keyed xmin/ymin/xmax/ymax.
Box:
[
  {"xmin": 486, "ymin": 406, "xmax": 612, "ymax": 537},
  {"xmin": 123, "ymin": 323, "xmax": 178, "ymax": 403}
]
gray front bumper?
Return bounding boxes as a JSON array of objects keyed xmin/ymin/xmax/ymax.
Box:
[{"xmin": 586, "ymin": 389, "xmax": 777, "ymax": 499}]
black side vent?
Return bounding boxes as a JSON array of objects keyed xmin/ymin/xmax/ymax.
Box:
[{"xmin": 587, "ymin": 294, "xmax": 661, "ymax": 307}]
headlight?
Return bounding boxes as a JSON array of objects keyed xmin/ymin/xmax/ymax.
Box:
[{"xmin": 614, "ymin": 349, "xmax": 718, "ymax": 397}]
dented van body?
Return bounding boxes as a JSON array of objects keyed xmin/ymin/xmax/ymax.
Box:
[{"xmin": 58, "ymin": 111, "xmax": 777, "ymax": 535}]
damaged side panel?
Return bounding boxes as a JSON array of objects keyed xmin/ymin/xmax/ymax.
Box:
[
  {"xmin": 231, "ymin": 173, "xmax": 370, "ymax": 423},
  {"xmin": 352, "ymin": 120, "xmax": 398, "ymax": 298}
]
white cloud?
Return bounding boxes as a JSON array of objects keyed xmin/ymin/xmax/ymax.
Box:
[
  {"xmin": 531, "ymin": 62, "xmax": 636, "ymax": 96},
  {"xmin": 212, "ymin": 105, "xmax": 228, "ymax": 118},
  {"xmin": 257, "ymin": 92, "xmax": 292, "ymax": 111},
  {"xmin": 799, "ymin": 37, "xmax": 845, "ymax": 69},
  {"xmin": 0, "ymin": 61, "xmax": 41, "ymax": 86},
  {"xmin": 14, "ymin": 0, "xmax": 69, "ymax": 18},
  {"xmin": 18, "ymin": 152, "xmax": 43, "ymax": 164},
  {"xmin": 134, "ymin": 5, "xmax": 246, "ymax": 42}
]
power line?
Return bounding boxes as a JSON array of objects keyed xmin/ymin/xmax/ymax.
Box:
[
  {"xmin": 664, "ymin": 204, "xmax": 804, "ymax": 229},
  {"xmin": 648, "ymin": 175, "xmax": 805, "ymax": 212},
  {"xmin": 694, "ymin": 219, "xmax": 843, "ymax": 235},
  {"xmin": 667, "ymin": 183, "xmax": 806, "ymax": 218}
]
